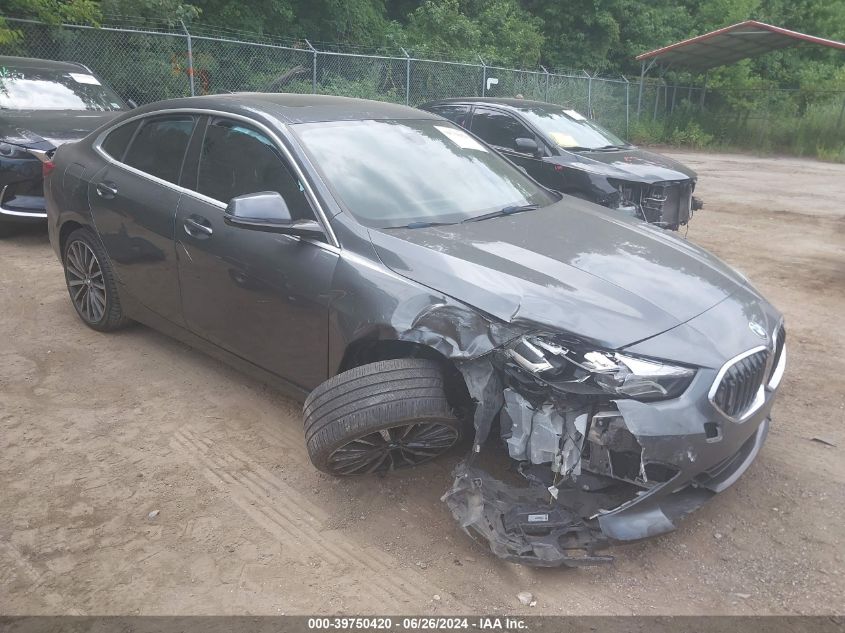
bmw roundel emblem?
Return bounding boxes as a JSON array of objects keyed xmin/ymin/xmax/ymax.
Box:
[{"xmin": 749, "ymin": 321, "xmax": 767, "ymax": 340}]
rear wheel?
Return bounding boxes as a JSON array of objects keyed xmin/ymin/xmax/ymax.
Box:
[
  {"xmin": 303, "ymin": 358, "xmax": 463, "ymax": 475},
  {"xmin": 63, "ymin": 228, "xmax": 130, "ymax": 331}
]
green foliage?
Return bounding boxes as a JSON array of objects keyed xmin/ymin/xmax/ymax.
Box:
[
  {"xmin": 667, "ymin": 121, "xmax": 713, "ymax": 149},
  {"xmin": 628, "ymin": 118, "xmax": 665, "ymax": 146},
  {"xmin": 1, "ymin": 0, "xmax": 843, "ymax": 160},
  {"xmin": 397, "ymin": 0, "xmax": 544, "ymax": 66},
  {"xmin": 100, "ymin": 0, "xmax": 200, "ymax": 24},
  {"xmin": 1, "ymin": 0, "xmax": 101, "ymax": 43}
]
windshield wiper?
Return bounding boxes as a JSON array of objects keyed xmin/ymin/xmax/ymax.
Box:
[
  {"xmin": 567, "ymin": 144, "xmax": 629, "ymax": 152},
  {"xmin": 385, "ymin": 220, "xmax": 456, "ymax": 229},
  {"xmin": 462, "ymin": 204, "xmax": 539, "ymax": 223}
]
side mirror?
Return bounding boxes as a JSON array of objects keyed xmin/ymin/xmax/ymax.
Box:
[
  {"xmin": 224, "ymin": 191, "xmax": 324, "ymax": 239},
  {"xmin": 126, "ymin": 98, "xmax": 138, "ymax": 109},
  {"xmin": 514, "ymin": 137, "xmax": 540, "ymax": 156}
]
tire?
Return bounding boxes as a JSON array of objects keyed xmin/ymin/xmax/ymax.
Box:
[
  {"xmin": 63, "ymin": 227, "xmax": 131, "ymax": 332},
  {"xmin": 304, "ymin": 358, "xmax": 463, "ymax": 476}
]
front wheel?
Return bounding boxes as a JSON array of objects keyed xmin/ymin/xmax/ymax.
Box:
[
  {"xmin": 303, "ymin": 359, "xmax": 464, "ymax": 475},
  {"xmin": 63, "ymin": 228, "xmax": 131, "ymax": 332}
]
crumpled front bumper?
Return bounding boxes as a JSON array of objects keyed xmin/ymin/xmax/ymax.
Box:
[
  {"xmin": 0, "ymin": 154, "xmax": 48, "ymax": 223},
  {"xmin": 442, "ymin": 359, "xmax": 777, "ymax": 567}
]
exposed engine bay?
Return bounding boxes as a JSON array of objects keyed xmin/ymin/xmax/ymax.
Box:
[
  {"xmin": 612, "ymin": 179, "xmax": 704, "ymax": 230},
  {"xmin": 441, "ymin": 329, "xmax": 775, "ymax": 567}
]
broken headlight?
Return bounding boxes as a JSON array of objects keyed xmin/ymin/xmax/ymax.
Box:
[{"xmin": 506, "ymin": 335, "xmax": 695, "ymax": 401}]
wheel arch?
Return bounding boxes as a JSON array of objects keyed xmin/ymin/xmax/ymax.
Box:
[
  {"xmin": 336, "ymin": 335, "xmax": 473, "ymax": 421},
  {"xmin": 59, "ymin": 220, "xmax": 85, "ymax": 256}
]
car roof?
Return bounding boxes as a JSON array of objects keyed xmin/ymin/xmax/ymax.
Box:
[
  {"xmin": 0, "ymin": 55, "xmax": 92, "ymax": 73},
  {"xmin": 127, "ymin": 93, "xmax": 442, "ymax": 125},
  {"xmin": 421, "ymin": 97, "xmax": 564, "ymax": 112}
]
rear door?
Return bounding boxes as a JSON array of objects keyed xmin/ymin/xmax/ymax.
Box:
[
  {"xmin": 174, "ymin": 116, "xmax": 338, "ymax": 390},
  {"xmin": 89, "ymin": 114, "xmax": 197, "ymax": 324}
]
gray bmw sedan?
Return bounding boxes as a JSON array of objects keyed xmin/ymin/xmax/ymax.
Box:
[{"xmin": 45, "ymin": 93, "xmax": 785, "ymax": 567}]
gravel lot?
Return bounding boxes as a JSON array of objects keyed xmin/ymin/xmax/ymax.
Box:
[{"xmin": 1, "ymin": 151, "xmax": 843, "ymax": 615}]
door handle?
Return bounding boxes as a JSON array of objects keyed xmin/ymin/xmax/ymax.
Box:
[
  {"xmin": 183, "ymin": 216, "xmax": 213, "ymax": 238},
  {"xmin": 95, "ymin": 181, "xmax": 118, "ymax": 198}
]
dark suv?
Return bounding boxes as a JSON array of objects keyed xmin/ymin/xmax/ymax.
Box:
[
  {"xmin": 420, "ymin": 98, "xmax": 702, "ymax": 230},
  {"xmin": 0, "ymin": 56, "xmax": 127, "ymax": 236},
  {"xmin": 46, "ymin": 93, "xmax": 784, "ymax": 567}
]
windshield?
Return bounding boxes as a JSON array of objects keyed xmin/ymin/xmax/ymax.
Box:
[
  {"xmin": 292, "ymin": 119, "xmax": 556, "ymax": 229},
  {"xmin": 0, "ymin": 64, "xmax": 126, "ymax": 111},
  {"xmin": 518, "ymin": 105, "xmax": 627, "ymax": 151}
]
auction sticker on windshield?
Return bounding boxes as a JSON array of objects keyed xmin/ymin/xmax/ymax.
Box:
[
  {"xmin": 434, "ymin": 125, "xmax": 487, "ymax": 152},
  {"xmin": 69, "ymin": 73, "xmax": 101, "ymax": 85},
  {"xmin": 549, "ymin": 131, "xmax": 577, "ymax": 147}
]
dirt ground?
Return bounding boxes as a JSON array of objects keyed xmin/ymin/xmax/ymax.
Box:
[{"xmin": 1, "ymin": 151, "xmax": 843, "ymax": 616}]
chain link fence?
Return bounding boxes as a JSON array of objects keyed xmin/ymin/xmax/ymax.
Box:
[{"xmin": 2, "ymin": 17, "xmax": 844, "ymax": 156}]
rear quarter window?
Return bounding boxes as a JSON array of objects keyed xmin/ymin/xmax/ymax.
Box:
[
  {"xmin": 123, "ymin": 116, "xmax": 195, "ymax": 184},
  {"xmin": 101, "ymin": 121, "xmax": 139, "ymax": 162}
]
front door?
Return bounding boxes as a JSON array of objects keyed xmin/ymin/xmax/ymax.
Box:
[
  {"xmin": 175, "ymin": 117, "xmax": 338, "ymax": 391},
  {"xmin": 88, "ymin": 114, "xmax": 197, "ymax": 324},
  {"xmin": 469, "ymin": 106, "xmax": 554, "ymax": 185}
]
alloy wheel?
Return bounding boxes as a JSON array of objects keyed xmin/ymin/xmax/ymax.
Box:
[
  {"xmin": 327, "ymin": 421, "xmax": 460, "ymax": 475},
  {"xmin": 65, "ymin": 240, "xmax": 107, "ymax": 324}
]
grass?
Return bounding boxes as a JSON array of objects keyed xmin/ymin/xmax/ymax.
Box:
[{"xmin": 627, "ymin": 99, "xmax": 845, "ymax": 162}]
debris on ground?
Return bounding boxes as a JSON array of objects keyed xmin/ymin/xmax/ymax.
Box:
[{"xmin": 809, "ymin": 436, "xmax": 837, "ymax": 447}]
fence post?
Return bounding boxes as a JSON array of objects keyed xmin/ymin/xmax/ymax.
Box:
[
  {"xmin": 838, "ymin": 92, "xmax": 845, "ymax": 130},
  {"xmin": 305, "ymin": 39, "xmax": 317, "ymax": 94},
  {"xmin": 622, "ymin": 75, "xmax": 630, "ymax": 137},
  {"xmin": 180, "ymin": 19, "xmax": 195, "ymax": 97},
  {"xmin": 653, "ymin": 80, "xmax": 663, "ymax": 120},
  {"xmin": 401, "ymin": 47, "xmax": 411, "ymax": 106},
  {"xmin": 637, "ymin": 62, "xmax": 646, "ymax": 120},
  {"xmin": 585, "ymin": 71, "xmax": 592, "ymax": 115},
  {"xmin": 478, "ymin": 55, "xmax": 487, "ymax": 96},
  {"xmin": 540, "ymin": 65, "xmax": 550, "ymax": 102}
]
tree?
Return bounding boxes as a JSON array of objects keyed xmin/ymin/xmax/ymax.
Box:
[
  {"xmin": 399, "ymin": 0, "xmax": 544, "ymax": 66},
  {"xmin": 1, "ymin": 0, "xmax": 101, "ymax": 44}
]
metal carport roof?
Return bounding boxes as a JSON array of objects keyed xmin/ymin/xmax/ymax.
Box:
[{"xmin": 636, "ymin": 20, "xmax": 845, "ymax": 73}]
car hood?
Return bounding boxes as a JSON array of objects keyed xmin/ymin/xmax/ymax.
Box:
[
  {"xmin": 369, "ymin": 198, "xmax": 749, "ymax": 349},
  {"xmin": 556, "ymin": 147, "xmax": 697, "ymax": 184},
  {"xmin": 0, "ymin": 110, "xmax": 122, "ymax": 150}
]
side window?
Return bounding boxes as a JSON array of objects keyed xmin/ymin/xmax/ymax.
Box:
[
  {"xmin": 124, "ymin": 116, "xmax": 195, "ymax": 184},
  {"xmin": 196, "ymin": 118, "xmax": 313, "ymax": 220},
  {"xmin": 471, "ymin": 108, "xmax": 534, "ymax": 152},
  {"xmin": 101, "ymin": 120, "xmax": 139, "ymax": 161},
  {"xmin": 430, "ymin": 105, "xmax": 471, "ymax": 129}
]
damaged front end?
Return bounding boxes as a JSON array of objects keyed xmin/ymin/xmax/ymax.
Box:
[{"xmin": 442, "ymin": 330, "xmax": 778, "ymax": 567}]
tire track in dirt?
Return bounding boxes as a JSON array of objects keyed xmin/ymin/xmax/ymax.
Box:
[
  {"xmin": 171, "ymin": 429, "xmax": 435, "ymax": 607},
  {"xmin": 171, "ymin": 426, "xmax": 462, "ymax": 610},
  {"xmin": 0, "ymin": 541, "xmax": 86, "ymax": 614}
]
